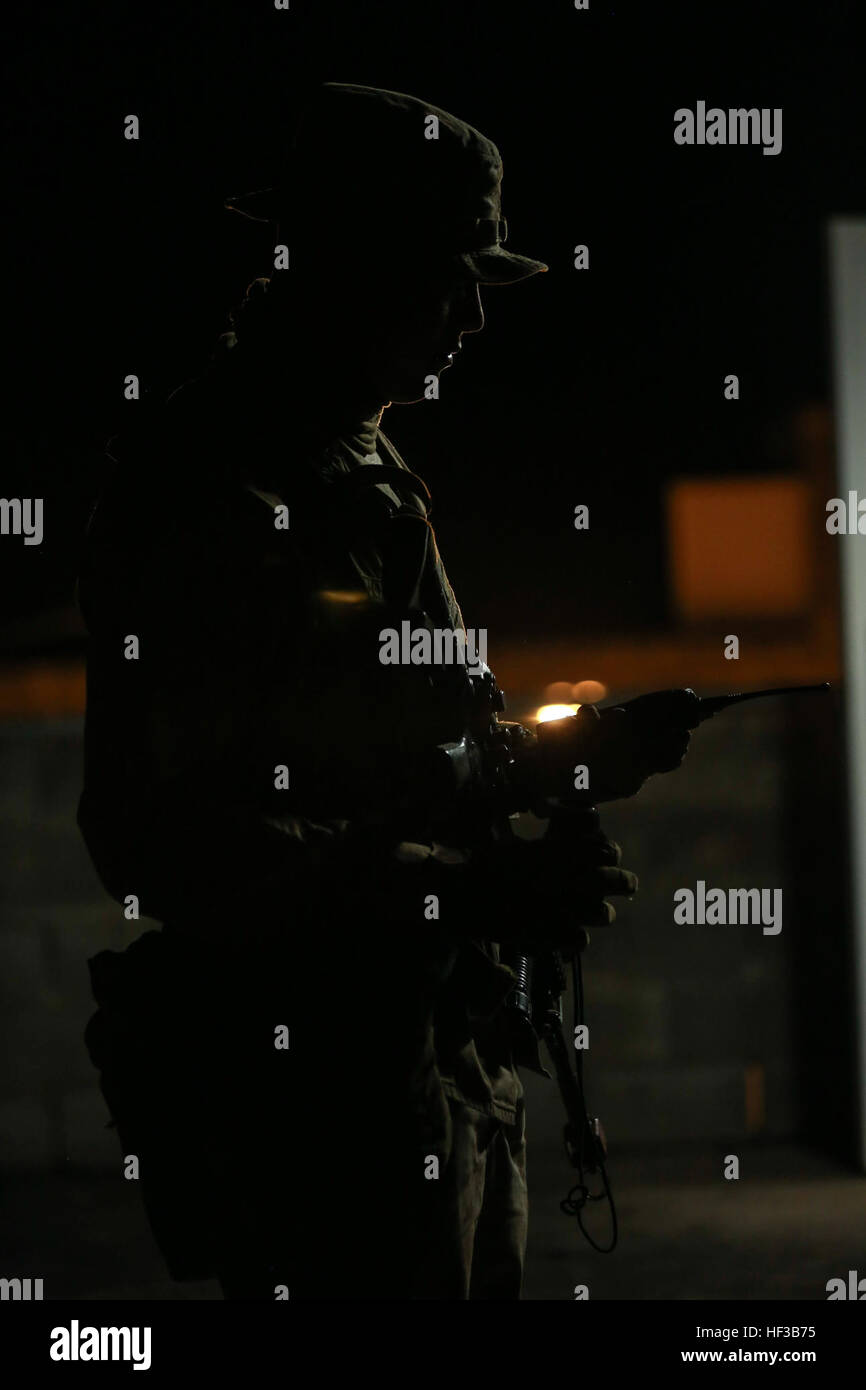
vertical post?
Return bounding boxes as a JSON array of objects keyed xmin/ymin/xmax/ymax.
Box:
[{"xmin": 829, "ymin": 218, "xmax": 866, "ymax": 1167}]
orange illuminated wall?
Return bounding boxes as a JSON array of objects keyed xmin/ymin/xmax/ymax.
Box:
[
  {"xmin": 666, "ymin": 477, "xmax": 813, "ymax": 620},
  {"xmin": 0, "ymin": 662, "xmax": 85, "ymax": 717}
]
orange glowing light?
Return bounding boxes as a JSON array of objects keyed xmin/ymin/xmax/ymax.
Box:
[
  {"xmin": 667, "ymin": 477, "xmax": 811, "ymax": 619},
  {"xmin": 536, "ymin": 703, "xmax": 579, "ymax": 723},
  {"xmin": 572, "ymin": 680, "xmax": 607, "ymax": 704},
  {"xmin": 543, "ymin": 680, "xmax": 574, "ymax": 704},
  {"xmin": 317, "ymin": 590, "xmax": 369, "ymax": 605}
]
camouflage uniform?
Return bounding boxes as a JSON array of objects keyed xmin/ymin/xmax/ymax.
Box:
[{"xmin": 80, "ymin": 82, "xmax": 547, "ymax": 1300}]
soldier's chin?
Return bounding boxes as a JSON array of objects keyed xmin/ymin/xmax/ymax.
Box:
[{"xmin": 386, "ymin": 363, "xmax": 448, "ymax": 404}]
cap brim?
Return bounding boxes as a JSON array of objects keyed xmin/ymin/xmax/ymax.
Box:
[{"xmin": 225, "ymin": 193, "xmax": 549, "ymax": 284}]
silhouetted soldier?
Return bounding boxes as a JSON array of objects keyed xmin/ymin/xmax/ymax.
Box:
[{"xmin": 79, "ymin": 83, "xmax": 678, "ymax": 1300}]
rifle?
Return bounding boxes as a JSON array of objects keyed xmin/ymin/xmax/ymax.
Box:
[{"xmin": 427, "ymin": 672, "xmax": 830, "ymax": 1250}]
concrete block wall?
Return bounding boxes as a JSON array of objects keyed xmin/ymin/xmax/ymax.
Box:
[{"xmin": 0, "ymin": 701, "xmax": 814, "ymax": 1172}]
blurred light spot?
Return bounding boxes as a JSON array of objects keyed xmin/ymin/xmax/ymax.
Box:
[
  {"xmin": 543, "ymin": 680, "xmax": 574, "ymax": 704},
  {"xmin": 536, "ymin": 703, "xmax": 579, "ymax": 723},
  {"xmin": 317, "ymin": 589, "xmax": 369, "ymax": 605},
  {"xmin": 0, "ymin": 662, "xmax": 85, "ymax": 718},
  {"xmin": 667, "ymin": 477, "xmax": 811, "ymax": 619},
  {"xmin": 572, "ymin": 680, "xmax": 607, "ymax": 704}
]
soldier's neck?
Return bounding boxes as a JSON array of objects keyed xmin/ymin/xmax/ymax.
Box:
[{"xmin": 227, "ymin": 336, "xmax": 385, "ymax": 450}]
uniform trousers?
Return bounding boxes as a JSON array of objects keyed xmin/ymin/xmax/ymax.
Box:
[{"xmin": 217, "ymin": 1092, "xmax": 528, "ymax": 1301}]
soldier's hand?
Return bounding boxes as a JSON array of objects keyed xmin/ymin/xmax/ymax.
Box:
[
  {"xmin": 570, "ymin": 690, "xmax": 695, "ymax": 801},
  {"xmin": 473, "ymin": 825, "xmax": 638, "ymax": 953}
]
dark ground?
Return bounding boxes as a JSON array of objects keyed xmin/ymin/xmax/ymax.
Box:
[{"xmin": 2, "ymin": 1137, "xmax": 863, "ymax": 1301}]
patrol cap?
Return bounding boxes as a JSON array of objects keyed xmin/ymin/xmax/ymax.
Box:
[{"xmin": 225, "ymin": 82, "xmax": 548, "ymax": 285}]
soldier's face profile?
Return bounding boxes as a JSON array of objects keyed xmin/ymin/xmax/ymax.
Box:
[{"xmin": 364, "ymin": 270, "xmax": 485, "ymax": 404}]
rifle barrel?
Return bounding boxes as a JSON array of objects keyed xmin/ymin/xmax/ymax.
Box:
[{"xmin": 698, "ymin": 682, "xmax": 830, "ymax": 722}]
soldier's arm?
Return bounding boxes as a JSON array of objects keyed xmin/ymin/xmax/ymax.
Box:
[{"xmin": 77, "ymin": 480, "xmax": 499, "ymax": 947}]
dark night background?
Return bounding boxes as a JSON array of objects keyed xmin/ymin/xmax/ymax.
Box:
[
  {"xmin": 4, "ymin": 0, "xmax": 862, "ymax": 640},
  {"xmin": 2, "ymin": 0, "xmax": 866, "ymax": 1305}
]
